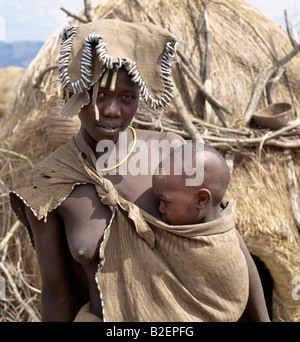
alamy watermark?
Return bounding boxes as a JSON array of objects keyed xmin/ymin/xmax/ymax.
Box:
[
  {"xmin": 292, "ymin": 276, "xmax": 300, "ymax": 300},
  {"xmin": 0, "ymin": 16, "xmax": 6, "ymax": 41},
  {"xmin": 96, "ymin": 135, "xmax": 204, "ymax": 186},
  {"xmin": 0, "ymin": 276, "xmax": 5, "ymax": 300}
]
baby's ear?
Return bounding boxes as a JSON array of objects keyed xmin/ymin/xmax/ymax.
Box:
[{"xmin": 194, "ymin": 189, "xmax": 211, "ymax": 209}]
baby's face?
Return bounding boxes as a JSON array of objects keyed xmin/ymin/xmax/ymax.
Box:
[{"xmin": 152, "ymin": 174, "xmax": 199, "ymax": 225}]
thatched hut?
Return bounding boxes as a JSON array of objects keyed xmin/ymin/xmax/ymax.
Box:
[
  {"xmin": 0, "ymin": 0, "xmax": 299, "ymax": 321},
  {"xmin": 0, "ymin": 67, "xmax": 26, "ymax": 118}
]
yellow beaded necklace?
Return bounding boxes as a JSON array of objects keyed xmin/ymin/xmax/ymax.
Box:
[{"xmin": 99, "ymin": 125, "xmax": 136, "ymax": 172}]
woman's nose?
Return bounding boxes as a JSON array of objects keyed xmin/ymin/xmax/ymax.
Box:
[{"xmin": 102, "ymin": 99, "xmax": 121, "ymax": 118}]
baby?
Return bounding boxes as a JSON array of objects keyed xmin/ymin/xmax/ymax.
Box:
[
  {"xmin": 152, "ymin": 141, "xmax": 270, "ymax": 322},
  {"xmin": 152, "ymin": 141, "xmax": 229, "ymax": 225}
]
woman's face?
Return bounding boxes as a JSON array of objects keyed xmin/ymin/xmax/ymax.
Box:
[{"xmin": 79, "ymin": 68, "xmax": 139, "ymax": 145}]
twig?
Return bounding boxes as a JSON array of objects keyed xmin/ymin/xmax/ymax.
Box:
[
  {"xmin": 84, "ymin": 0, "xmax": 98, "ymax": 22},
  {"xmin": 284, "ymin": 10, "xmax": 298, "ymax": 48},
  {"xmin": 205, "ymin": 119, "xmax": 300, "ymax": 146},
  {"xmin": 266, "ymin": 67, "xmax": 285, "ymax": 104},
  {"xmin": 202, "ymin": 135, "xmax": 300, "ymax": 148},
  {"xmin": 177, "ymin": 65, "xmax": 196, "ymax": 116},
  {"xmin": 187, "ymin": 0, "xmax": 205, "ymax": 79},
  {"xmin": 0, "ymin": 148, "xmax": 34, "ymax": 168},
  {"xmin": 244, "ymin": 44, "xmax": 300, "ymax": 125},
  {"xmin": 0, "ymin": 221, "xmax": 21, "ymax": 252},
  {"xmin": 192, "ymin": 116, "xmax": 252, "ymax": 135},
  {"xmin": 127, "ymin": 0, "xmax": 135, "ymax": 22},
  {"xmin": 171, "ymin": 85, "xmax": 204, "ymax": 141},
  {"xmin": 201, "ymin": 0, "xmax": 210, "ymax": 82},
  {"xmin": 133, "ymin": 0, "xmax": 157, "ymax": 25},
  {"xmin": 133, "ymin": 117, "xmax": 190, "ymax": 138},
  {"xmin": 201, "ymin": 0, "xmax": 214, "ymax": 124},
  {"xmin": 283, "ymin": 10, "xmax": 300, "ymax": 118},
  {"xmin": 17, "ymin": 260, "xmax": 41, "ymax": 295},
  {"xmin": 261, "ymin": 119, "xmax": 300, "ymax": 140},
  {"xmin": 135, "ymin": 105, "xmax": 300, "ymax": 147},
  {"xmin": 0, "ymin": 262, "xmax": 40, "ymax": 322},
  {"xmin": 178, "ymin": 54, "xmax": 233, "ymax": 118},
  {"xmin": 284, "ymin": 149, "xmax": 300, "ymax": 232},
  {"xmin": 32, "ymin": 64, "xmax": 58, "ymax": 89},
  {"xmin": 60, "ymin": 7, "xmax": 88, "ymax": 23}
]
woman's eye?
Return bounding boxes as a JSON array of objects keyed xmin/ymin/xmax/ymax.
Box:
[{"xmin": 122, "ymin": 95, "xmax": 132, "ymax": 100}]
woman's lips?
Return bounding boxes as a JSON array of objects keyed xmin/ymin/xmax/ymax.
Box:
[{"xmin": 96, "ymin": 124, "xmax": 122, "ymax": 135}]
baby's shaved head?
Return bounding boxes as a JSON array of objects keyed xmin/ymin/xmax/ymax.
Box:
[{"xmin": 154, "ymin": 141, "xmax": 230, "ymax": 207}]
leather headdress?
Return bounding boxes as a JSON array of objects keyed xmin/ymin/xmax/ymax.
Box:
[{"xmin": 58, "ymin": 19, "xmax": 178, "ymax": 118}]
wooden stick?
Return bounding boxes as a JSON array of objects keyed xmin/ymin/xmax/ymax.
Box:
[
  {"xmin": 263, "ymin": 119, "xmax": 300, "ymax": 140},
  {"xmin": 284, "ymin": 149, "xmax": 300, "ymax": 232},
  {"xmin": 124, "ymin": 2, "xmax": 205, "ymax": 141},
  {"xmin": 187, "ymin": 0, "xmax": 205, "ymax": 79},
  {"xmin": 60, "ymin": 7, "xmax": 88, "ymax": 23},
  {"xmin": 284, "ymin": 10, "xmax": 298, "ymax": 48},
  {"xmin": 201, "ymin": 0, "xmax": 210, "ymax": 82},
  {"xmin": 0, "ymin": 262, "xmax": 41, "ymax": 322},
  {"xmin": 133, "ymin": 117, "xmax": 190, "ymax": 138},
  {"xmin": 244, "ymin": 44, "xmax": 300, "ymax": 125},
  {"xmin": 266, "ymin": 67, "xmax": 285, "ymax": 105},
  {"xmin": 0, "ymin": 221, "xmax": 21, "ymax": 252},
  {"xmin": 84, "ymin": 0, "xmax": 98, "ymax": 22},
  {"xmin": 127, "ymin": 0, "xmax": 136, "ymax": 22},
  {"xmin": 171, "ymin": 85, "xmax": 204, "ymax": 141},
  {"xmin": 283, "ymin": 10, "xmax": 300, "ymax": 118},
  {"xmin": 204, "ymin": 135, "xmax": 300, "ymax": 148},
  {"xmin": 135, "ymin": 110, "xmax": 300, "ymax": 147},
  {"xmin": 16, "ymin": 260, "xmax": 41, "ymax": 294},
  {"xmin": 284, "ymin": 71, "xmax": 299, "ymax": 118},
  {"xmin": 133, "ymin": 0, "xmax": 156, "ymax": 25},
  {"xmin": 201, "ymin": 1, "xmax": 214, "ymax": 123},
  {"xmin": 32, "ymin": 64, "xmax": 58, "ymax": 89},
  {"xmin": 178, "ymin": 56, "xmax": 233, "ymax": 117}
]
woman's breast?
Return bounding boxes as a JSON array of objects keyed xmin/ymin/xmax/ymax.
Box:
[{"xmin": 57, "ymin": 183, "xmax": 113, "ymax": 264}]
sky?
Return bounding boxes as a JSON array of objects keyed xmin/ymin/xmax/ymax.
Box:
[
  {"xmin": 247, "ymin": 0, "xmax": 299, "ymax": 28},
  {"xmin": 0, "ymin": 0, "xmax": 299, "ymax": 42},
  {"xmin": 0, "ymin": 0, "xmax": 84, "ymax": 41}
]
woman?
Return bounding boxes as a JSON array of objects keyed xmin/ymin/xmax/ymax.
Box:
[{"xmin": 10, "ymin": 19, "xmax": 268, "ymax": 322}]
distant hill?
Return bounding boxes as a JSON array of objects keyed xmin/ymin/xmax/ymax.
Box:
[{"xmin": 0, "ymin": 41, "xmax": 44, "ymax": 69}]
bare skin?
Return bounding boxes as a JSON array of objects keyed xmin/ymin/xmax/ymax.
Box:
[
  {"xmin": 25, "ymin": 68, "xmax": 184, "ymax": 321},
  {"xmin": 152, "ymin": 144, "xmax": 230, "ymax": 225},
  {"xmin": 152, "ymin": 144, "xmax": 270, "ymax": 321},
  {"xmin": 25, "ymin": 68, "xmax": 269, "ymax": 321}
]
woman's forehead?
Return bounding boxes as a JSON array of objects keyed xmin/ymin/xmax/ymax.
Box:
[
  {"xmin": 100, "ymin": 67, "xmax": 139, "ymax": 92},
  {"xmin": 115, "ymin": 68, "xmax": 139, "ymax": 90}
]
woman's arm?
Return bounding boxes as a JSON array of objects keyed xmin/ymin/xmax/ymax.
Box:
[{"xmin": 25, "ymin": 207, "xmax": 76, "ymax": 321}]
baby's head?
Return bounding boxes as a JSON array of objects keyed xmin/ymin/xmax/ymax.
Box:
[{"xmin": 152, "ymin": 141, "xmax": 230, "ymax": 225}]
